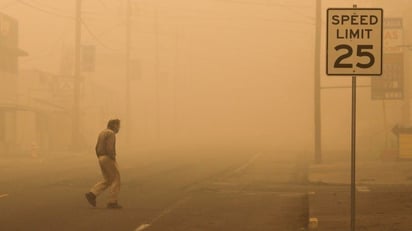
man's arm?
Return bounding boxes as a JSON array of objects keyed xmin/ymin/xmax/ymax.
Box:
[{"xmin": 105, "ymin": 132, "xmax": 116, "ymax": 160}]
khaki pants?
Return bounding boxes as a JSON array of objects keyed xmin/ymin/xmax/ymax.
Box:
[{"xmin": 90, "ymin": 155, "xmax": 120, "ymax": 203}]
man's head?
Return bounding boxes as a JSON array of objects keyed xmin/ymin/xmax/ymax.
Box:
[{"xmin": 107, "ymin": 119, "xmax": 121, "ymax": 133}]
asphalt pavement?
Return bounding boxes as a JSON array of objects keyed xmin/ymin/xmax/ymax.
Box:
[
  {"xmin": 0, "ymin": 150, "xmax": 309, "ymax": 231},
  {"xmin": 308, "ymin": 159, "xmax": 412, "ymax": 231}
]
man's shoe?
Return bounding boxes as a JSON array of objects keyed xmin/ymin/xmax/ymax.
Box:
[
  {"xmin": 107, "ymin": 202, "xmax": 122, "ymax": 209},
  {"xmin": 85, "ymin": 192, "xmax": 96, "ymax": 207}
]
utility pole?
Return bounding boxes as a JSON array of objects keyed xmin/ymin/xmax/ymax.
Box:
[
  {"xmin": 314, "ymin": 0, "xmax": 322, "ymax": 164},
  {"xmin": 72, "ymin": 0, "xmax": 82, "ymax": 151},
  {"xmin": 155, "ymin": 5, "xmax": 160, "ymax": 144},
  {"xmin": 173, "ymin": 26, "xmax": 180, "ymax": 133},
  {"xmin": 125, "ymin": 0, "xmax": 131, "ymax": 147}
]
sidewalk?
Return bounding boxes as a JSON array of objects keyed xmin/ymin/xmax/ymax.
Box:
[
  {"xmin": 309, "ymin": 159, "xmax": 412, "ymax": 185},
  {"xmin": 0, "ymin": 150, "xmax": 93, "ymax": 186},
  {"xmin": 308, "ymin": 159, "xmax": 412, "ymax": 231}
]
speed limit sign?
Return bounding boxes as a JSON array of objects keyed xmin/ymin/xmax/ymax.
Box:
[{"xmin": 327, "ymin": 8, "xmax": 383, "ymax": 76}]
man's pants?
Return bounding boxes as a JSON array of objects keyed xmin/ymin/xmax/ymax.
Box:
[{"xmin": 90, "ymin": 155, "xmax": 120, "ymax": 203}]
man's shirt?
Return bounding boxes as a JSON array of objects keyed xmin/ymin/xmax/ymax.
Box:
[{"xmin": 95, "ymin": 128, "xmax": 116, "ymax": 160}]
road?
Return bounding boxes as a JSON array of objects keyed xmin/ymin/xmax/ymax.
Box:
[
  {"xmin": 0, "ymin": 150, "xmax": 309, "ymax": 231},
  {"xmin": 309, "ymin": 181, "xmax": 412, "ymax": 231},
  {"xmin": 308, "ymin": 159, "xmax": 412, "ymax": 231}
]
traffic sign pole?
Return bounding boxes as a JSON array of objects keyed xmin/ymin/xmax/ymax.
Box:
[
  {"xmin": 350, "ymin": 6, "xmax": 358, "ymax": 231},
  {"xmin": 351, "ymin": 4, "xmax": 357, "ymax": 231},
  {"xmin": 326, "ymin": 4, "xmax": 383, "ymax": 231},
  {"xmin": 351, "ymin": 74, "xmax": 357, "ymax": 231}
]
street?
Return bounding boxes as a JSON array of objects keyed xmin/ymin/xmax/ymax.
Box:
[
  {"xmin": 309, "ymin": 160, "xmax": 412, "ymax": 231},
  {"xmin": 0, "ymin": 150, "xmax": 309, "ymax": 231},
  {"xmin": 309, "ymin": 184, "xmax": 412, "ymax": 231}
]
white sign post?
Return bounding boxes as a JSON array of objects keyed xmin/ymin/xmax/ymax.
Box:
[
  {"xmin": 327, "ymin": 8, "xmax": 383, "ymax": 76},
  {"xmin": 326, "ymin": 6, "xmax": 383, "ymax": 231}
]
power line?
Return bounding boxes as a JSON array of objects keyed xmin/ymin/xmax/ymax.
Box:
[
  {"xmin": 211, "ymin": 0, "xmax": 311, "ymax": 8},
  {"xmin": 16, "ymin": 0, "xmax": 124, "ymax": 51},
  {"xmin": 134, "ymin": 6, "xmax": 314, "ymax": 28},
  {"xmin": 21, "ymin": 23, "xmax": 71, "ymax": 63},
  {"xmin": 96, "ymin": 0, "xmax": 108, "ymax": 10},
  {"xmin": 81, "ymin": 19, "xmax": 121, "ymax": 51},
  {"xmin": 209, "ymin": 0, "xmax": 315, "ymax": 21},
  {"xmin": 96, "ymin": 21, "xmax": 126, "ymax": 37},
  {"xmin": 17, "ymin": 0, "xmax": 74, "ymax": 19},
  {"xmin": 0, "ymin": 0, "xmax": 19, "ymax": 10},
  {"xmin": 16, "ymin": 1, "xmax": 100, "ymax": 19},
  {"xmin": 18, "ymin": 0, "xmax": 122, "ymax": 49},
  {"xmin": 30, "ymin": 0, "xmax": 73, "ymax": 15},
  {"xmin": 153, "ymin": 3, "xmax": 313, "ymax": 23}
]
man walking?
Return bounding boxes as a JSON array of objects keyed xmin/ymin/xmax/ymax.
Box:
[{"xmin": 85, "ymin": 119, "xmax": 122, "ymax": 209}]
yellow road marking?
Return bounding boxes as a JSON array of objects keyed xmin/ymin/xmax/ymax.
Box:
[
  {"xmin": 0, "ymin": 194, "xmax": 9, "ymax": 198},
  {"xmin": 135, "ymin": 197, "xmax": 190, "ymax": 231}
]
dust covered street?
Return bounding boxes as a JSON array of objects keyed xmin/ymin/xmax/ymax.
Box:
[{"xmin": 0, "ymin": 150, "xmax": 308, "ymax": 231}]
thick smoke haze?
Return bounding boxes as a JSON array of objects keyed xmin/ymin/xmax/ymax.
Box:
[
  {"xmin": 2, "ymin": 1, "xmax": 412, "ymax": 230},
  {"xmin": 0, "ymin": 0, "xmax": 411, "ymax": 161}
]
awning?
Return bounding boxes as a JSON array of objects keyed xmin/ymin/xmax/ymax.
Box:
[
  {"xmin": 0, "ymin": 100, "xmax": 66, "ymax": 113},
  {"xmin": 0, "ymin": 46, "xmax": 28, "ymax": 57}
]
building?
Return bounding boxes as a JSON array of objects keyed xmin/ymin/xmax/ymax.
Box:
[{"xmin": 0, "ymin": 12, "xmax": 27, "ymax": 155}]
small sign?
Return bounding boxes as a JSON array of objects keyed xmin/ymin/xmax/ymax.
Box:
[
  {"xmin": 81, "ymin": 45, "xmax": 96, "ymax": 72},
  {"xmin": 326, "ymin": 8, "xmax": 383, "ymax": 76},
  {"xmin": 371, "ymin": 53, "xmax": 403, "ymax": 100},
  {"xmin": 383, "ymin": 18, "xmax": 403, "ymax": 53}
]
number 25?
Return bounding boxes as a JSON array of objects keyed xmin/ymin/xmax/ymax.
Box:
[{"xmin": 334, "ymin": 45, "xmax": 375, "ymax": 68}]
